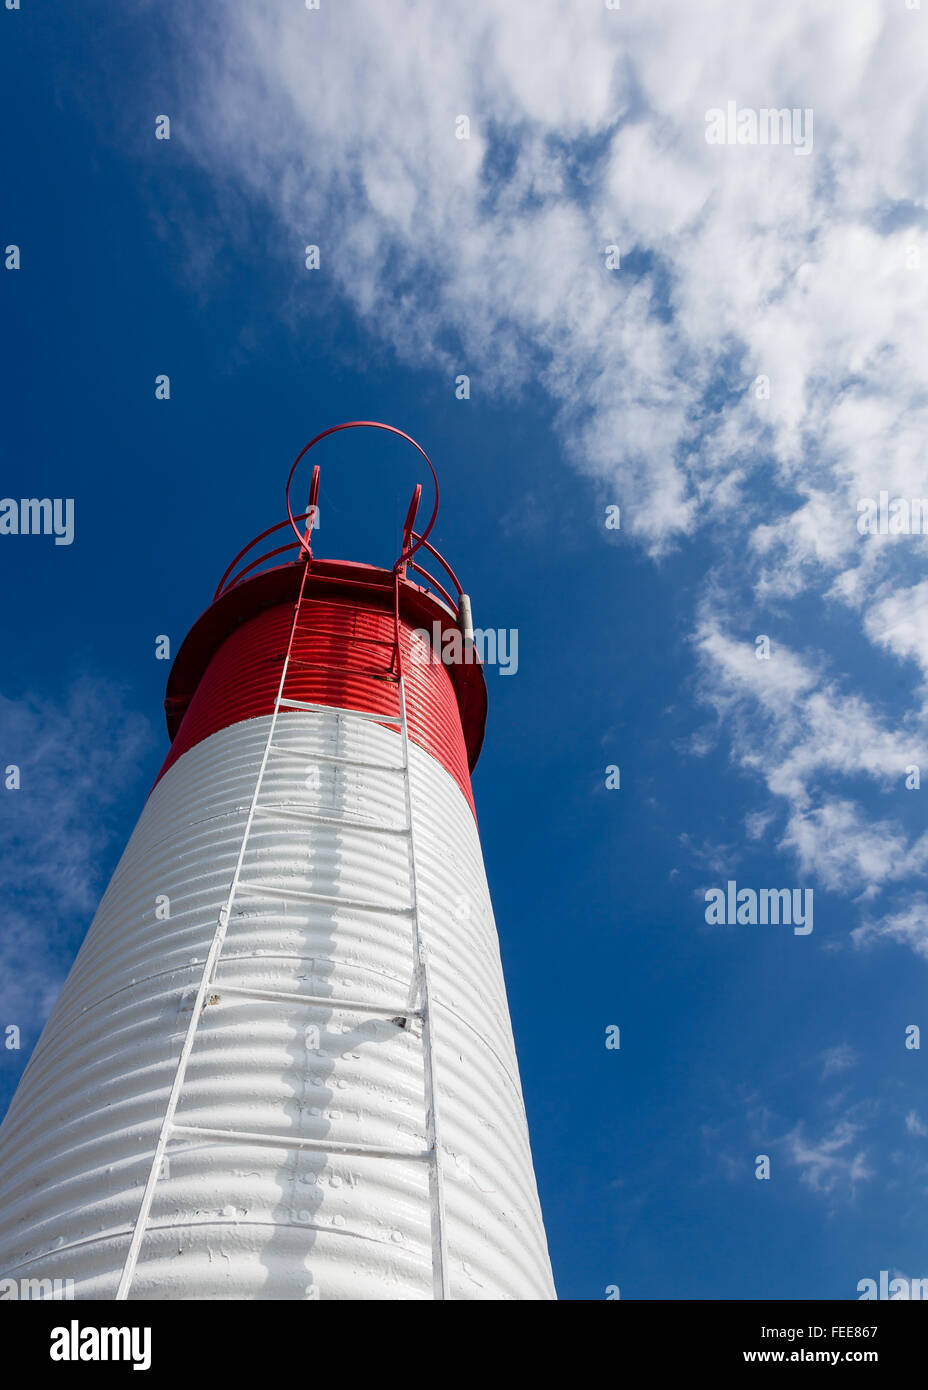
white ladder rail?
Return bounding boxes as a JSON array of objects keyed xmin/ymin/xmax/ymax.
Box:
[{"xmin": 394, "ymin": 565, "xmax": 450, "ymax": 1299}]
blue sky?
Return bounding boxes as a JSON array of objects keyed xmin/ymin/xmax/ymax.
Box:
[{"xmin": 2, "ymin": 1, "xmax": 927, "ymax": 1300}]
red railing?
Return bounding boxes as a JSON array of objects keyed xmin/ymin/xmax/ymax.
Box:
[{"xmin": 213, "ymin": 422, "xmax": 465, "ymax": 622}]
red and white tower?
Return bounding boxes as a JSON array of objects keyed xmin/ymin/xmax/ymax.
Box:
[{"xmin": 0, "ymin": 423, "xmax": 555, "ymax": 1300}]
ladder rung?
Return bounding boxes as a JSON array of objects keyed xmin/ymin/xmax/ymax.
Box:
[
  {"xmin": 170, "ymin": 1124, "xmax": 431, "ymax": 1160},
  {"xmin": 212, "ymin": 982, "xmax": 420, "ymax": 1018},
  {"xmin": 278, "ymin": 697, "xmax": 402, "ymax": 724},
  {"xmin": 291, "ymin": 628, "xmax": 398, "ymax": 651},
  {"xmin": 254, "ymin": 805, "xmax": 409, "ymax": 835},
  {"xmin": 269, "ymin": 744, "xmax": 407, "ymax": 773},
  {"xmin": 286, "ymin": 657, "xmax": 399, "ymax": 683},
  {"xmin": 237, "ymin": 882, "xmax": 414, "ymax": 914}
]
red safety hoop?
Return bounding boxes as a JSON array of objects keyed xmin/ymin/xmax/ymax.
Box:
[{"xmin": 284, "ymin": 421, "xmax": 440, "ymax": 572}]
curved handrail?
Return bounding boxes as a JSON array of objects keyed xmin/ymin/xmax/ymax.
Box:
[
  {"xmin": 284, "ymin": 421, "xmax": 440, "ymax": 571},
  {"xmin": 222, "ymin": 541, "xmax": 304, "ymax": 592},
  {"xmin": 213, "ymin": 425, "xmax": 467, "ymax": 621},
  {"xmin": 408, "ymin": 531, "xmax": 464, "ymax": 600},
  {"xmin": 213, "ymin": 512, "xmax": 315, "ymax": 600}
]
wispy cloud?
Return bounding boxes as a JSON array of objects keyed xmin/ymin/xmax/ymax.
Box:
[
  {"xmin": 853, "ymin": 898, "xmax": 928, "ymax": 960},
  {"xmin": 694, "ymin": 617, "xmax": 928, "ymax": 895},
  {"xmin": 0, "ymin": 679, "xmax": 151, "ymax": 1035},
  {"xmin": 821, "ymin": 1044, "xmax": 857, "ymax": 1080},
  {"xmin": 782, "ymin": 1119, "xmax": 873, "ymax": 1195},
  {"xmin": 165, "ymin": 1, "xmax": 928, "ymax": 563}
]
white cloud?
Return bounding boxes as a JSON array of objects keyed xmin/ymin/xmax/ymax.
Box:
[
  {"xmin": 865, "ymin": 581, "xmax": 928, "ymax": 683},
  {"xmin": 693, "ymin": 617, "xmax": 928, "ymax": 892},
  {"xmin": 821, "ymin": 1044, "xmax": 857, "ymax": 1079},
  {"xmin": 783, "ymin": 1119, "xmax": 873, "ymax": 1194},
  {"xmin": 168, "ymin": 2, "xmax": 928, "ymax": 559},
  {"xmin": 782, "ymin": 801, "xmax": 926, "ymax": 895},
  {"xmin": 853, "ymin": 898, "xmax": 928, "ymax": 960},
  {"xmin": 0, "ymin": 680, "xmax": 151, "ymax": 1027}
]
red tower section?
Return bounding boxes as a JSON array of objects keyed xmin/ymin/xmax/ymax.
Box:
[{"xmin": 158, "ymin": 422, "xmax": 487, "ymax": 816}]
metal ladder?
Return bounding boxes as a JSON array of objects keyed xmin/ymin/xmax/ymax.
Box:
[{"xmin": 116, "ymin": 561, "xmax": 449, "ymax": 1300}]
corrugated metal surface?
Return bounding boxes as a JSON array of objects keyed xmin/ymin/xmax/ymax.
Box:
[
  {"xmin": 0, "ymin": 711, "xmax": 555, "ymax": 1300},
  {"xmin": 157, "ymin": 595, "xmax": 477, "ymax": 815}
]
